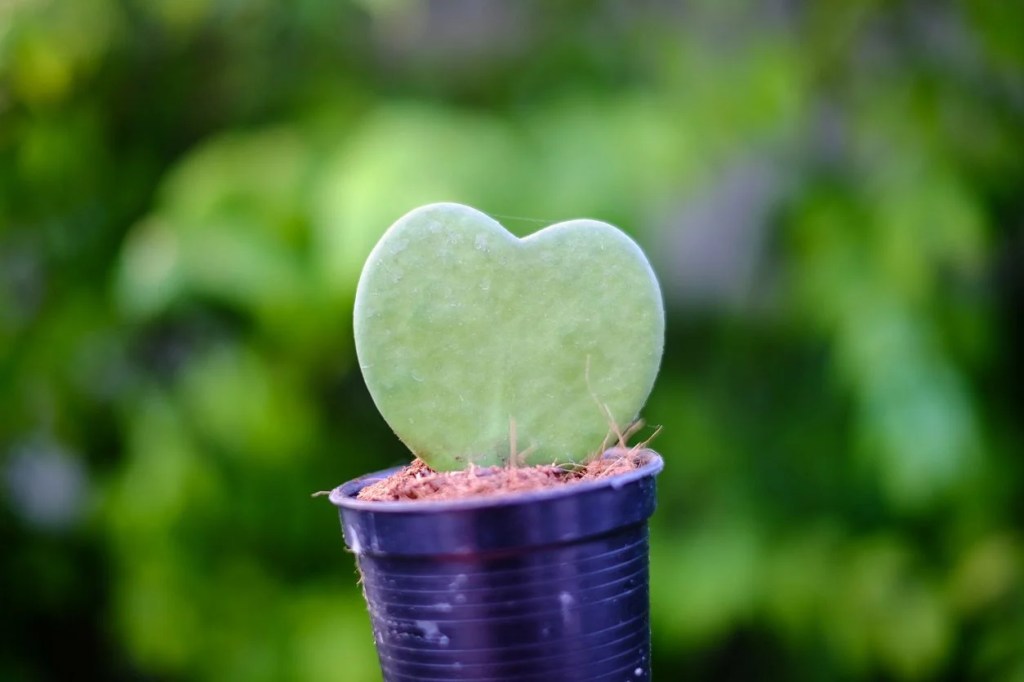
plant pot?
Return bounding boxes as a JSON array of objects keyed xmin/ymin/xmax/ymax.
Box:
[{"xmin": 328, "ymin": 451, "xmax": 664, "ymax": 682}]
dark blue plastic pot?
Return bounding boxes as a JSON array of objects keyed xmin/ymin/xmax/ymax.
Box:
[{"xmin": 329, "ymin": 451, "xmax": 663, "ymax": 682}]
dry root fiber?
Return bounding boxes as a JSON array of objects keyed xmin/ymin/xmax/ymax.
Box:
[{"xmin": 357, "ymin": 448, "xmax": 653, "ymax": 502}]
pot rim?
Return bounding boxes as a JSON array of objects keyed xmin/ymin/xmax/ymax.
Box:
[{"xmin": 329, "ymin": 449, "xmax": 664, "ymax": 513}]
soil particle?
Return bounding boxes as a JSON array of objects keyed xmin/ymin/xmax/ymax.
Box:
[{"xmin": 356, "ymin": 448, "xmax": 653, "ymax": 502}]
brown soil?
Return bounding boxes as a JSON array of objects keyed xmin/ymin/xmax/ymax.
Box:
[{"xmin": 356, "ymin": 448, "xmax": 654, "ymax": 502}]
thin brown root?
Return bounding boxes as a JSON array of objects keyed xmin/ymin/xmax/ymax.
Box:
[
  {"xmin": 584, "ymin": 354, "xmax": 629, "ymax": 455},
  {"xmin": 630, "ymin": 423, "xmax": 663, "ymax": 454},
  {"xmin": 508, "ymin": 416, "xmax": 517, "ymax": 467},
  {"xmin": 619, "ymin": 419, "xmax": 645, "ymax": 448},
  {"xmin": 513, "ymin": 444, "xmax": 538, "ymax": 468},
  {"xmin": 506, "ymin": 416, "xmax": 539, "ymax": 467}
]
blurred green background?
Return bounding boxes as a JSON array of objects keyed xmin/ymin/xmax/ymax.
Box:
[{"xmin": 2, "ymin": 0, "xmax": 1023, "ymax": 680}]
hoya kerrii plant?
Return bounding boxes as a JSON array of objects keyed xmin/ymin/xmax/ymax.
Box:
[
  {"xmin": 352, "ymin": 202, "xmax": 664, "ymax": 472},
  {"xmin": 329, "ymin": 202, "xmax": 666, "ymax": 682}
]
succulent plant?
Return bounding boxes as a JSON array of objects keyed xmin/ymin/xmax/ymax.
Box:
[{"xmin": 354, "ymin": 203, "xmax": 664, "ymax": 470}]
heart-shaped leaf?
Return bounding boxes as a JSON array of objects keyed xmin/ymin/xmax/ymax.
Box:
[{"xmin": 354, "ymin": 203, "xmax": 664, "ymax": 470}]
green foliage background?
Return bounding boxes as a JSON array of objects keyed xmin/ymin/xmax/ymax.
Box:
[{"xmin": 2, "ymin": 1, "xmax": 1023, "ymax": 680}]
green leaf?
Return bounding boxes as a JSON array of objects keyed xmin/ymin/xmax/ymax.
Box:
[{"xmin": 354, "ymin": 203, "xmax": 664, "ymax": 469}]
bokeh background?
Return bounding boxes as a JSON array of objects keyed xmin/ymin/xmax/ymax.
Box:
[{"xmin": 2, "ymin": 0, "xmax": 1023, "ymax": 680}]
